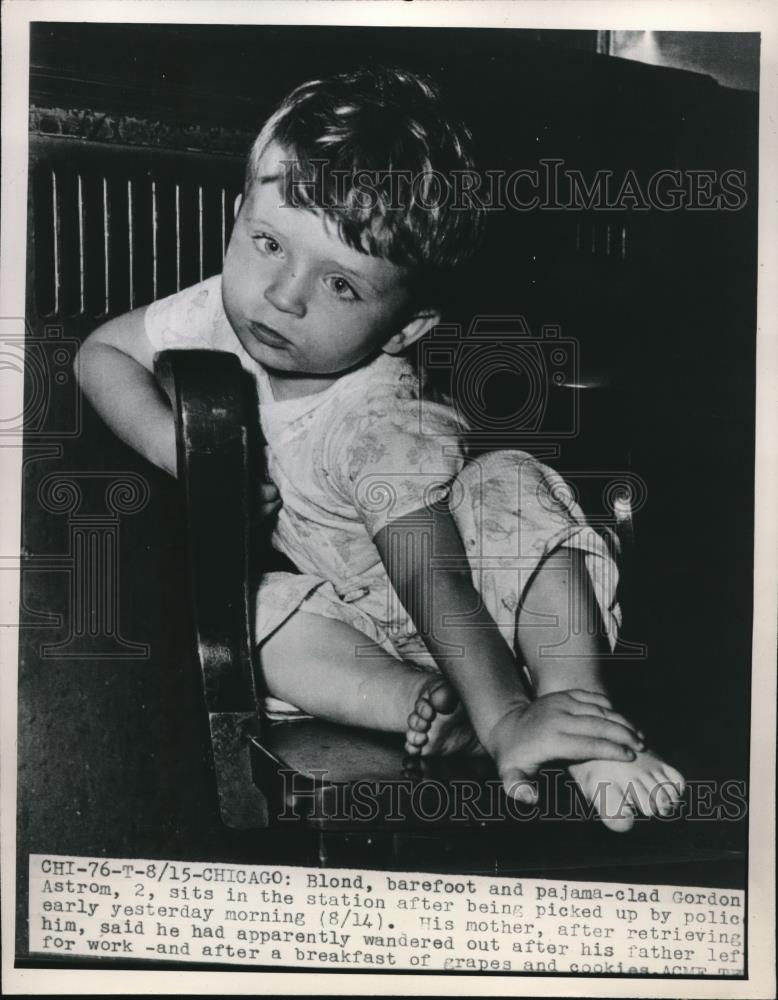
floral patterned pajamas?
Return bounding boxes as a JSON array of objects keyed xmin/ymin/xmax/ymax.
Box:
[{"xmin": 144, "ymin": 276, "xmax": 620, "ymax": 719}]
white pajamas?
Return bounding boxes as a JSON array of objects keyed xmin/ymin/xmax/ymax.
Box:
[{"xmin": 145, "ymin": 276, "xmax": 620, "ymax": 717}]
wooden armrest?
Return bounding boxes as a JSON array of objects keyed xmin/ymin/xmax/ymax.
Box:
[{"xmin": 154, "ymin": 349, "xmax": 268, "ymax": 828}]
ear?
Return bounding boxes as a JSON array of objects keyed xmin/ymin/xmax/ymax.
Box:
[
  {"xmin": 233, "ymin": 193, "xmax": 243, "ymax": 219},
  {"xmin": 382, "ymin": 308, "xmax": 442, "ymax": 356}
]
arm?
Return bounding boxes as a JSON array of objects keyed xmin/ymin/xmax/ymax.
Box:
[
  {"xmin": 75, "ymin": 307, "xmax": 178, "ymax": 475},
  {"xmin": 77, "ymin": 309, "xmax": 282, "ymax": 521}
]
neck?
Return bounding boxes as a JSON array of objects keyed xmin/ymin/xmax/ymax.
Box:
[
  {"xmin": 265, "ymin": 369, "xmax": 338, "ymax": 401},
  {"xmin": 264, "ymin": 351, "xmax": 386, "ymax": 401}
]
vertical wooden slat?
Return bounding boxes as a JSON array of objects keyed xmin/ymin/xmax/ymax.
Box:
[
  {"xmin": 81, "ymin": 169, "xmax": 107, "ymax": 319},
  {"xmin": 77, "ymin": 174, "xmax": 85, "ymax": 314},
  {"xmin": 221, "ymin": 188, "xmax": 227, "ymax": 258},
  {"xmin": 201, "ymin": 183, "xmax": 224, "ymax": 278},
  {"xmin": 127, "ymin": 179, "xmax": 134, "ymax": 308},
  {"xmin": 177, "ymin": 180, "xmax": 200, "ymax": 290},
  {"xmin": 223, "ymin": 184, "xmax": 240, "ymax": 250},
  {"xmin": 175, "ymin": 182, "xmax": 181, "ymax": 290},
  {"xmin": 102, "ymin": 178, "xmax": 110, "ymax": 315},
  {"xmin": 105, "ymin": 175, "xmax": 130, "ymax": 314},
  {"xmin": 52, "ymin": 172, "xmax": 61, "ymax": 316},
  {"xmin": 130, "ymin": 174, "xmax": 154, "ymax": 308},
  {"xmin": 198, "ymin": 184, "xmax": 204, "ymax": 282},
  {"xmin": 57, "ymin": 169, "xmax": 82, "ymax": 317},
  {"xmin": 153, "ymin": 176, "xmax": 177, "ymax": 300},
  {"xmin": 152, "ymin": 179, "xmax": 158, "ymax": 302},
  {"xmin": 33, "ymin": 163, "xmax": 57, "ymax": 317}
]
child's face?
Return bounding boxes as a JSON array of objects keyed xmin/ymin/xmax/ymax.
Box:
[{"xmin": 222, "ymin": 143, "xmax": 438, "ymax": 388}]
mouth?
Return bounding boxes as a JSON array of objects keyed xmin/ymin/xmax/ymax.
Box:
[{"xmin": 248, "ymin": 320, "xmax": 290, "ymax": 348}]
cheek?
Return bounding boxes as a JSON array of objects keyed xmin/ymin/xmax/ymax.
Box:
[
  {"xmin": 224, "ymin": 254, "xmax": 263, "ymax": 308},
  {"xmin": 361, "ymin": 308, "xmax": 400, "ymax": 347},
  {"xmin": 338, "ymin": 312, "xmax": 386, "ymax": 350}
]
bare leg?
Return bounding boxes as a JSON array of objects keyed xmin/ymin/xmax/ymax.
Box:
[
  {"xmin": 518, "ymin": 547, "xmax": 685, "ymax": 831},
  {"xmin": 259, "ymin": 610, "xmax": 479, "ymax": 753}
]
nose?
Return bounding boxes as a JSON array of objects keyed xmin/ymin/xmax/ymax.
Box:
[{"xmin": 264, "ymin": 264, "xmax": 307, "ymax": 317}]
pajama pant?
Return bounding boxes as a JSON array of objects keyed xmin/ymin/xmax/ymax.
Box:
[{"xmin": 256, "ymin": 450, "xmax": 621, "ymax": 719}]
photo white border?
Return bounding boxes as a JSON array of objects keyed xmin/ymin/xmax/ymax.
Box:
[{"xmin": 2, "ymin": 1, "xmax": 775, "ymax": 996}]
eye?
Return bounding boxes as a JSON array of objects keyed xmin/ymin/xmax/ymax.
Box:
[
  {"xmin": 325, "ymin": 275, "xmax": 359, "ymax": 301},
  {"xmin": 253, "ymin": 233, "xmax": 284, "ymax": 256}
]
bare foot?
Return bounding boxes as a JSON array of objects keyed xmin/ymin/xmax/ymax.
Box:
[
  {"xmin": 569, "ymin": 750, "xmax": 686, "ymax": 832},
  {"xmin": 484, "ymin": 691, "xmax": 646, "ymax": 804},
  {"xmin": 404, "ymin": 675, "xmax": 485, "ymax": 757}
]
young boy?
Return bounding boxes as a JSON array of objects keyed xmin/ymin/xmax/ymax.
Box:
[{"xmin": 76, "ymin": 66, "xmax": 684, "ymax": 831}]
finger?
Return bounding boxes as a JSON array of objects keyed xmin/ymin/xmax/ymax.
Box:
[
  {"xmin": 259, "ymin": 482, "xmax": 279, "ymax": 499},
  {"xmin": 564, "ymin": 689, "xmax": 615, "ymax": 710},
  {"xmin": 559, "ymin": 735, "xmax": 637, "ymax": 763},
  {"xmin": 564, "ymin": 715, "xmax": 644, "ymax": 751},
  {"xmin": 562, "ymin": 691, "xmax": 646, "ymax": 739},
  {"xmin": 565, "ymin": 700, "xmax": 640, "ymax": 734},
  {"xmin": 500, "ymin": 768, "xmax": 538, "ymax": 804}
]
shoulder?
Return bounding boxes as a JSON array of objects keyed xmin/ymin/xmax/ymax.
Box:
[
  {"xmin": 336, "ymin": 354, "xmax": 465, "ymax": 440},
  {"xmin": 144, "ymin": 275, "xmax": 231, "ymax": 351},
  {"xmin": 323, "ymin": 354, "xmax": 467, "ymax": 497}
]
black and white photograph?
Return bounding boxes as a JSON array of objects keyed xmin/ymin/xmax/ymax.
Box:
[{"xmin": 1, "ymin": 1, "xmax": 776, "ymax": 994}]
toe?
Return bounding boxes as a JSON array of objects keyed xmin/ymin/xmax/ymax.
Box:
[
  {"xmin": 407, "ymin": 711, "xmax": 428, "ymax": 732},
  {"xmin": 664, "ymin": 765, "xmax": 686, "ymax": 795},
  {"xmin": 404, "ymin": 734, "xmax": 426, "ymax": 755},
  {"xmin": 426, "ymin": 679, "xmax": 458, "ymax": 714},
  {"xmin": 600, "ymin": 784, "xmax": 637, "ymax": 832},
  {"xmin": 585, "ymin": 776, "xmax": 636, "ymax": 832},
  {"xmin": 415, "ymin": 699, "xmax": 436, "ymax": 722},
  {"xmin": 405, "ymin": 729, "xmax": 428, "ymax": 748},
  {"xmin": 650, "ymin": 769, "xmax": 683, "ymax": 810},
  {"xmin": 629, "ymin": 777, "xmax": 659, "ymax": 817},
  {"xmin": 647, "ymin": 766, "xmax": 685, "ymax": 808},
  {"xmin": 649, "ymin": 781, "xmax": 675, "ymax": 816},
  {"xmin": 601, "ymin": 808, "xmax": 635, "ymax": 833}
]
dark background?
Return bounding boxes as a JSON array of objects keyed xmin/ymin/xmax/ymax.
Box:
[{"xmin": 17, "ymin": 23, "xmax": 757, "ymax": 952}]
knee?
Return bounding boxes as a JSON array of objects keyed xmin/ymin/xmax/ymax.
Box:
[
  {"xmin": 456, "ymin": 449, "xmax": 537, "ymax": 482},
  {"xmin": 452, "ymin": 449, "xmax": 548, "ymax": 501}
]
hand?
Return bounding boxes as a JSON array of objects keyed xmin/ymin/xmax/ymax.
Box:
[
  {"xmin": 257, "ymin": 481, "xmax": 282, "ymax": 523},
  {"xmin": 483, "ymin": 689, "xmax": 645, "ymax": 803}
]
